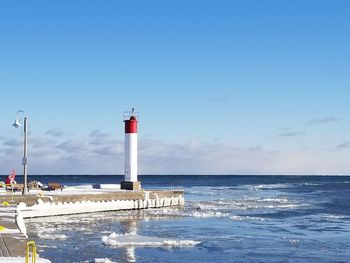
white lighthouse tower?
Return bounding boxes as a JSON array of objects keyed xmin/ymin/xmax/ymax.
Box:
[{"xmin": 121, "ymin": 108, "xmax": 141, "ymax": 190}]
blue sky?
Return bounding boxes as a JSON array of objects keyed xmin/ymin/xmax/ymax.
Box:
[{"xmin": 0, "ymin": 1, "xmax": 349, "ymax": 175}]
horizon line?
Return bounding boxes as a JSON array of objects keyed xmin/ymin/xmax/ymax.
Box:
[{"xmin": 2, "ymin": 174, "xmax": 350, "ymax": 177}]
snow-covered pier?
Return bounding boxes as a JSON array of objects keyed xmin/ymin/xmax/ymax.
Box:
[{"xmin": 17, "ymin": 187, "xmax": 184, "ymax": 218}]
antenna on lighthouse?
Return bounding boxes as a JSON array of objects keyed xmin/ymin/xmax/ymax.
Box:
[{"xmin": 121, "ymin": 108, "xmax": 141, "ymax": 190}]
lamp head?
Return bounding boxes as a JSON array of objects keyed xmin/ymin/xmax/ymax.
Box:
[{"xmin": 13, "ymin": 118, "xmax": 21, "ymax": 128}]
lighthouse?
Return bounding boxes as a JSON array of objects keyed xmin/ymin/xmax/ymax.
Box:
[{"xmin": 121, "ymin": 108, "xmax": 141, "ymax": 190}]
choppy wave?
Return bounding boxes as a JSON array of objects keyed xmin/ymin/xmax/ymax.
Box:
[
  {"xmin": 188, "ymin": 188, "xmax": 219, "ymax": 195},
  {"xmin": 191, "ymin": 211, "xmax": 229, "ymax": 218},
  {"xmin": 102, "ymin": 232, "xmax": 201, "ymax": 248},
  {"xmin": 135, "ymin": 195, "xmax": 300, "ymax": 222},
  {"xmin": 252, "ymin": 183, "xmax": 294, "ymax": 190},
  {"xmin": 38, "ymin": 244, "xmax": 58, "ymax": 249},
  {"xmin": 188, "ymin": 184, "xmax": 294, "ymax": 192},
  {"xmin": 192, "ymin": 198, "xmax": 300, "ymax": 211},
  {"xmin": 229, "ymin": 215, "xmax": 265, "ymax": 221}
]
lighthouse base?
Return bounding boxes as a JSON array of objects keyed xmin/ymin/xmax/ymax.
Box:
[{"xmin": 121, "ymin": 181, "xmax": 141, "ymax": 190}]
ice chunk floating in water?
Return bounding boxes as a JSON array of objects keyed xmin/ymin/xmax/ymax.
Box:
[{"xmin": 102, "ymin": 232, "xmax": 201, "ymax": 247}]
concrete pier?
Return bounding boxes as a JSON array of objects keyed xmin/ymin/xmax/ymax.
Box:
[
  {"xmin": 17, "ymin": 189, "xmax": 184, "ymax": 218},
  {"xmin": 0, "ymin": 189, "xmax": 183, "ymax": 207}
]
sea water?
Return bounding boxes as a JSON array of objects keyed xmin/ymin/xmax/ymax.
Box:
[{"xmin": 21, "ymin": 175, "xmax": 350, "ymax": 263}]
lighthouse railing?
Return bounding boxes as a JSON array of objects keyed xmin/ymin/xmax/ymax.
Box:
[{"xmin": 123, "ymin": 111, "xmax": 139, "ymax": 121}]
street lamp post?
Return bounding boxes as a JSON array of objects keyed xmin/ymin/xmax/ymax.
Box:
[{"xmin": 13, "ymin": 110, "xmax": 28, "ymax": 194}]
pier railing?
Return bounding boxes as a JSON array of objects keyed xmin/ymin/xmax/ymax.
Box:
[{"xmin": 26, "ymin": 241, "xmax": 37, "ymax": 263}]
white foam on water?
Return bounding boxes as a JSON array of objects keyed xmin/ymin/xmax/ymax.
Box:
[
  {"xmin": 95, "ymin": 258, "xmax": 117, "ymax": 263},
  {"xmin": 289, "ymin": 239, "xmax": 300, "ymax": 245},
  {"xmin": 303, "ymin": 183, "xmax": 320, "ymax": 186},
  {"xmin": 39, "ymin": 244, "xmax": 58, "ymax": 249},
  {"xmin": 256, "ymin": 198, "xmax": 302, "ymax": 208},
  {"xmin": 143, "ymin": 208, "xmax": 181, "ymax": 216},
  {"xmin": 320, "ymin": 214, "xmax": 346, "ymax": 221},
  {"xmin": 139, "ymin": 208, "xmax": 189, "ymax": 219},
  {"xmin": 102, "ymin": 232, "xmax": 201, "ymax": 248},
  {"xmin": 192, "ymin": 197, "xmax": 300, "ymax": 211},
  {"xmin": 323, "ymin": 214, "xmax": 345, "ymax": 219},
  {"xmin": 188, "ymin": 189, "xmax": 217, "ymax": 196},
  {"xmin": 38, "ymin": 233, "xmax": 67, "ymax": 240},
  {"xmin": 141, "ymin": 205, "xmax": 232, "ymax": 219},
  {"xmin": 191, "ymin": 211, "xmax": 229, "ymax": 218},
  {"xmin": 229, "ymin": 215, "xmax": 265, "ymax": 221},
  {"xmin": 259, "ymin": 198, "xmax": 289, "ymax": 203},
  {"xmin": 252, "ymin": 183, "xmax": 292, "ymax": 190}
]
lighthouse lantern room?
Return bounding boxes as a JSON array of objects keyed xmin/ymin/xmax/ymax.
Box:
[{"xmin": 121, "ymin": 108, "xmax": 141, "ymax": 190}]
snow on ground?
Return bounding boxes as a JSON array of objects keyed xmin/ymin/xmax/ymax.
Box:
[
  {"xmin": 0, "ymin": 257, "xmax": 51, "ymax": 263},
  {"xmin": 0, "ymin": 228, "xmax": 21, "ymax": 234},
  {"xmin": 0, "ymin": 184, "xmax": 124, "ymax": 197}
]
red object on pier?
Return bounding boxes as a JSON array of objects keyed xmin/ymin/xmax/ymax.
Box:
[{"xmin": 5, "ymin": 169, "xmax": 16, "ymax": 185}]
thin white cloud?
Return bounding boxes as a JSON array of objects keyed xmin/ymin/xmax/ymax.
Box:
[
  {"xmin": 30, "ymin": 138, "xmax": 58, "ymax": 149},
  {"xmin": 90, "ymin": 129, "xmax": 109, "ymax": 138},
  {"xmin": 2, "ymin": 138, "xmax": 22, "ymax": 147},
  {"xmin": 93, "ymin": 146, "xmax": 121, "ymax": 156},
  {"xmin": 277, "ymin": 131, "xmax": 305, "ymax": 138},
  {"xmin": 56, "ymin": 138, "xmax": 89, "ymax": 153},
  {"xmin": 337, "ymin": 141, "xmax": 350, "ymax": 150},
  {"xmin": 307, "ymin": 116, "xmax": 340, "ymax": 125},
  {"xmin": 279, "ymin": 127, "xmax": 291, "ymax": 131},
  {"xmin": 46, "ymin": 128, "xmax": 64, "ymax": 137},
  {"xmin": 0, "ymin": 147, "xmax": 20, "ymax": 156},
  {"xmin": 208, "ymin": 94, "xmax": 232, "ymax": 103}
]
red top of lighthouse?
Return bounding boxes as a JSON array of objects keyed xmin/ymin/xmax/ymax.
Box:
[
  {"xmin": 124, "ymin": 108, "xmax": 138, "ymax": 133},
  {"xmin": 125, "ymin": 116, "xmax": 137, "ymax": 133}
]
